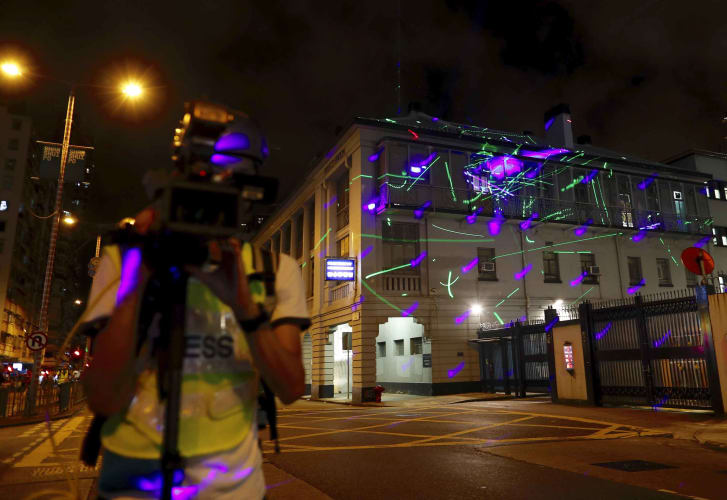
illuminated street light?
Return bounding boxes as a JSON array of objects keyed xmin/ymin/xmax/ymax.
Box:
[
  {"xmin": 1, "ymin": 61, "xmax": 22, "ymax": 77},
  {"xmin": 121, "ymin": 81, "xmax": 143, "ymax": 99},
  {"xmin": 74, "ymin": 299, "xmax": 82, "ymax": 305},
  {"xmin": 470, "ymin": 304, "xmax": 483, "ymax": 315},
  {"xmin": 62, "ymin": 214, "xmax": 77, "ymax": 225}
]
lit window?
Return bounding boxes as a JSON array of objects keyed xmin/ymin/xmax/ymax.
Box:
[
  {"xmin": 0, "ymin": 200, "xmax": 7, "ymax": 211},
  {"xmin": 715, "ymin": 189, "xmax": 721, "ymax": 199}
]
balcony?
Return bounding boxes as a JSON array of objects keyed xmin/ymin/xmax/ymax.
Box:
[
  {"xmin": 328, "ymin": 282, "xmax": 354, "ymax": 305},
  {"xmin": 386, "ymin": 185, "xmax": 712, "ymax": 236},
  {"xmin": 381, "ymin": 273, "xmax": 421, "ymax": 294}
]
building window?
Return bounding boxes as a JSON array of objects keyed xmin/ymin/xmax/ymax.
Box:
[
  {"xmin": 336, "ymin": 170, "xmax": 349, "ymax": 229},
  {"xmin": 580, "ymin": 253, "xmax": 598, "ymax": 284},
  {"xmin": 410, "ymin": 337, "xmax": 423, "ymax": 355},
  {"xmin": 0, "ymin": 221, "xmax": 5, "ymax": 232},
  {"xmin": 394, "ymin": 339, "xmax": 404, "ymax": 356},
  {"xmin": 1, "ymin": 175, "xmax": 13, "ymax": 189},
  {"xmin": 281, "ymin": 223, "xmax": 291, "ymax": 255},
  {"xmin": 307, "ymin": 257, "xmax": 314, "ymax": 297},
  {"xmin": 477, "ymin": 247, "xmax": 497, "ymax": 281},
  {"xmin": 377, "ymin": 341, "xmax": 386, "ymax": 358},
  {"xmin": 11, "ymin": 118, "xmax": 22, "ymax": 130},
  {"xmin": 543, "ymin": 243, "xmax": 560, "ymax": 283},
  {"xmin": 656, "ymin": 258, "xmax": 672, "ymax": 286},
  {"xmin": 8, "ymin": 138, "xmax": 19, "ymax": 151},
  {"xmin": 0, "ymin": 238, "xmax": 3, "ymax": 254},
  {"xmin": 295, "ymin": 212, "xmax": 304, "ymax": 259},
  {"xmin": 4, "ymin": 158, "xmax": 16, "ymax": 171},
  {"xmin": 0, "ymin": 200, "xmax": 7, "ymax": 211},
  {"xmin": 627, "ymin": 257, "xmax": 643, "ymax": 285},
  {"xmin": 272, "ymin": 232, "xmax": 280, "ymax": 254},
  {"xmin": 337, "ymin": 234, "xmax": 349, "ymax": 257},
  {"xmin": 712, "ymin": 227, "xmax": 727, "ymax": 247},
  {"xmin": 382, "ymin": 222, "xmax": 419, "ymax": 273}
]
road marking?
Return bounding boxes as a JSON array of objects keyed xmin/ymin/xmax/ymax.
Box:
[{"xmin": 14, "ymin": 416, "xmax": 86, "ymax": 468}]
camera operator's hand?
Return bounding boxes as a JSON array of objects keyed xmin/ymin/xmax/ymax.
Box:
[{"xmin": 184, "ymin": 238, "xmax": 260, "ymax": 320}]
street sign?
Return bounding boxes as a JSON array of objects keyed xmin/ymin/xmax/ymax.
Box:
[
  {"xmin": 26, "ymin": 331, "xmax": 48, "ymax": 351},
  {"xmin": 422, "ymin": 353, "xmax": 432, "ymax": 368},
  {"xmin": 88, "ymin": 256, "xmax": 101, "ymax": 277},
  {"xmin": 37, "ymin": 141, "xmax": 93, "ymax": 184},
  {"xmin": 681, "ymin": 247, "xmax": 715, "ymax": 275}
]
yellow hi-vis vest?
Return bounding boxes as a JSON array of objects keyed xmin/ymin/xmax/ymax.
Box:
[{"xmin": 100, "ymin": 242, "xmax": 277, "ymax": 459}]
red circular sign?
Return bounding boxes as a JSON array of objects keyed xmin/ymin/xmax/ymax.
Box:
[
  {"xmin": 26, "ymin": 331, "xmax": 48, "ymax": 351},
  {"xmin": 681, "ymin": 247, "xmax": 715, "ymax": 275}
]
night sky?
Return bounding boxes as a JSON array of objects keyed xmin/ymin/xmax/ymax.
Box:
[{"xmin": 1, "ymin": 0, "xmax": 726, "ymax": 224}]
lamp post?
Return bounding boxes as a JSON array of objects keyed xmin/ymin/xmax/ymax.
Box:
[{"xmin": 2, "ymin": 60, "xmax": 145, "ymax": 415}]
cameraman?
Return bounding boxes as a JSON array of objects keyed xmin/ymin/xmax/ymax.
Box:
[{"xmin": 81, "ymin": 105, "xmax": 308, "ymax": 499}]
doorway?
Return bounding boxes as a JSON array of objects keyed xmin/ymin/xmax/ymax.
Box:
[{"xmin": 331, "ymin": 324, "xmax": 353, "ymax": 398}]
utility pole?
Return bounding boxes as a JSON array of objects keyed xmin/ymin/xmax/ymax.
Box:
[{"xmin": 25, "ymin": 90, "xmax": 75, "ymax": 416}]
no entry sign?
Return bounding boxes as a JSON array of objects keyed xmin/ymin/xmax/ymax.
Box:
[
  {"xmin": 681, "ymin": 247, "xmax": 715, "ymax": 276},
  {"xmin": 26, "ymin": 331, "xmax": 48, "ymax": 351}
]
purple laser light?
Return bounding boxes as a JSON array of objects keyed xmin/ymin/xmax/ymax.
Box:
[
  {"xmin": 570, "ymin": 271, "xmax": 588, "ymax": 287},
  {"xmin": 627, "ymin": 279, "xmax": 646, "ymax": 295},
  {"xmin": 462, "ymin": 257, "xmax": 479, "ymax": 274},
  {"xmin": 414, "ymin": 200, "xmax": 432, "ymax": 219},
  {"xmin": 514, "ymin": 263, "xmax": 532, "ymax": 280},
  {"xmin": 360, "ymin": 245, "xmax": 374, "ymax": 259},
  {"xmin": 519, "ymin": 212, "xmax": 538, "ymax": 231},
  {"xmin": 410, "ymin": 251, "xmax": 427, "ymax": 268},
  {"xmin": 323, "ymin": 195, "xmax": 338, "ymax": 210},
  {"xmin": 545, "ymin": 316, "xmax": 559, "ymax": 332},
  {"xmin": 466, "ymin": 206, "xmax": 483, "ymax": 224},
  {"xmin": 595, "ymin": 322, "xmax": 612, "ymax": 340},
  {"xmin": 455, "ymin": 310, "xmax": 471, "ymax": 324},
  {"xmin": 694, "ymin": 236, "xmax": 710, "ymax": 249},
  {"xmin": 574, "ymin": 219, "xmax": 593, "ymax": 237},
  {"xmin": 448, "ymin": 361, "xmax": 465, "ymax": 378},
  {"xmin": 653, "ymin": 329, "xmax": 671, "ymax": 348},
  {"xmin": 402, "ymin": 301, "xmax": 419, "ymax": 317}
]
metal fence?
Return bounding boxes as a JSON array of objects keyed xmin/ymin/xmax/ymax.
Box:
[
  {"xmin": 0, "ymin": 381, "xmax": 85, "ymax": 420},
  {"xmin": 580, "ymin": 289, "xmax": 718, "ymax": 410},
  {"xmin": 472, "ymin": 319, "xmax": 551, "ymax": 396}
]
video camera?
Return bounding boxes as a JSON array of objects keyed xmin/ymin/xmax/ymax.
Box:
[{"xmin": 112, "ymin": 101, "xmax": 279, "ymax": 266}]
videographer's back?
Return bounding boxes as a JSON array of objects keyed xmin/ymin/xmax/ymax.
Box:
[{"xmin": 80, "ymin": 101, "xmax": 309, "ymax": 499}]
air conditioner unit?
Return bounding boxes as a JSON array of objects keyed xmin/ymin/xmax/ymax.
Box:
[
  {"xmin": 480, "ymin": 262, "xmax": 496, "ymax": 272},
  {"xmin": 588, "ymin": 266, "xmax": 601, "ymax": 276},
  {"xmin": 673, "ymin": 191, "xmax": 683, "ymax": 200}
]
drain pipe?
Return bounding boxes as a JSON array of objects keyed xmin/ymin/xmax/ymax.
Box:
[
  {"xmin": 613, "ymin": 234, "xmax": 625, "ymax": 299},
  {"xmin": 519, "ymin": 230, "xmax": 530, "ymax": 320}
]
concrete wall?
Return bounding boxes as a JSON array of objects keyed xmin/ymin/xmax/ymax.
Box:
[
  {"xmin": 553, "ymin": 323, "xmax": 588, "ymax": 402},
  {"xmin": 375, "ymin": 317, "xmax": 431, "ymax": 386},
  {"xmin": 707, "ymin": 293, "xmax": 727, "ymax": 413}
]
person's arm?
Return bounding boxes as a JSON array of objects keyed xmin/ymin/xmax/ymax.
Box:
[
  {"xmin": 82, "ymin": 288, "xmax": 143, "ymax": 416},
  {"xmin": 186, "ymin": 241, "xmax": 306, "ymax": 405}
]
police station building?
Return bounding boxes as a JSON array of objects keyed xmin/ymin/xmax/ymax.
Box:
[{"xmin": 252, "ymin": 104, "xmax": 725, "ymax": 403}]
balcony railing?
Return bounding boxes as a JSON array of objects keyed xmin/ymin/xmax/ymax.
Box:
[
  {"xmin": 328, "ymin": 282, "xmax": 354, "ymax": 304},
  {"xmin": 385, "ymin": 185, "xmax": 712, "ymax": 235},
  {"xmin": 381, "ymin": 273, "xmax": 421, "ymax": 294}
]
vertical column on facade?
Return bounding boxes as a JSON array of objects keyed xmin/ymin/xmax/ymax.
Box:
[{"xmin": 351, "ymin": 309, "xmax": 378, "ymax": 403}]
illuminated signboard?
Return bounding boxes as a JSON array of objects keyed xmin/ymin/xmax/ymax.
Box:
[
  {"xmin": 325, "ymin": 258, "xmax": 355, "ymax": 281},
  {"xmin": 563, "ymin": 343, "xmax": 574, "ymax": 371}
]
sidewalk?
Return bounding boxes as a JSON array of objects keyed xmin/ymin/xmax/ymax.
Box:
[{"xmin": 302, "ymin": 391, "xmax": 517, "ymax": 407}]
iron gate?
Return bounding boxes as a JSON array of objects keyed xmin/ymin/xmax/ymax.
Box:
[
  {"xmin": 471, "ymin": 321, "xmax": 550, "ymax": 396},
  {"xmin": 581, "ymin": 290, "xmax": 715, "ymax": 410}
]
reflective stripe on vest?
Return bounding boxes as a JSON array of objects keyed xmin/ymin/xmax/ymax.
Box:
[{"xmin": 100, "ymin": 242, "xmax": 276, "ymax": 459}]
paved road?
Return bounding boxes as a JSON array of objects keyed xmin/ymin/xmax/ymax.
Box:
[
  {"xmin": 262, "ymin": 398, "xmax": 727, "ymax": 499},
  {"xmin": 1, "ymin": 398, "xmax": 726, "ymax": 499}
]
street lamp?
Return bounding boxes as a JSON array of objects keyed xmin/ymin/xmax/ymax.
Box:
[
  {"xmin": 73, "ymin": 299, "xmax": 82, "ymax": 306},
  {"xmin": 1, "ymin": 61, "xmax": 22, "ymax": 77},
  {"xmin": 121, "ymin": 81, "xmax": 143, "ymax": 99},
  {"xmin": 1, "ymin": 61, "xmax": 146, "ymax": 416}
]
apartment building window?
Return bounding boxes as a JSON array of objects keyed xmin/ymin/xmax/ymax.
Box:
[
  {"xmin": 383, "ymin": 222, "xmax": 419, "ymax": 273},
  {"xmin": 410, "ymin": 337, "xmax": 423, "ymax": 355},
  {"xmin": 307, "ymin": 257, "xmax": 314, "ymax": 297},
  {"xmin": 8, "ymin": 138, "xmax": 19, "ymax": 151},
  {"xmin": 272, "ymin": 232, "xmax": 280, "ymax": 254},
  {"xmin": 627, "ymin": 257, "xmax": 643, "ymax": 285},
  {"xmin": 0, "ymin": 221, "xmax": 5, "ymax": 232},
  {"xmin": 1, "ymin": 175, "xmax": 13, "ymax": 190},
  {"xmin": 295, "ymin": 212, "xmax": 304, "ymax": 259},
  {"xmin": 336, "ymin": 170, "xmax": 349, "ymax": 229},
  {"xmin": 477, "ymin": 247, "xmax": 497, "ymax": 281},
  {"xmin": 11, "ymin": 118, "xmax": 22, "ymax": 130},
  {"xmin": 394, "ymin": 339, "xmax": 404, "ymax": 356},
  {"xmin": 656, "ymin": 258, "xmax": 672, "ymax": 286},
  {"xmin": 712, "ymin": 227, "xmax": 727, "ymax": 247},
  {"xmin": 337, "ymin": 234, "xmax": 349, "ymax": 257},
  {"xmin": 685, "ymin": 267, "xmax": 697, "ymax": 288},
  {"xmin": 307, "ymin": 204, "xmax": 315, "ymax": 251},
  {"xmin": 580, "ymin": 253, "xmax": 598, "ymax": 284},
  {"xmin": 543, "ymin": 242, "xmax": 560, "ymax": 283},
  {"xmin": 281, "ymin": 222, "xmax": 291, "ymax": 254},
  {"xmin": 377, "ymin": 341, "xmax": 386, "ymax": 358},
  {"xmin": 4, "ymin": 158, "xmax": 16, "ymax": 171},
  {"xmin": 573, "ymin": 169, "xmax": 589, "ymax": 203}
]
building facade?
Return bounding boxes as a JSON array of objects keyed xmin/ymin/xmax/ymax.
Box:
[{"xmin": 252, "ymin": 106, "xmax": 718, "ymax": 402}]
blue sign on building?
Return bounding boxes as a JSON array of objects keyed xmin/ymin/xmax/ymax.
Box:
[{"xmin": 325, "ymin": 258, "xmax": 356, "ymax": 281}]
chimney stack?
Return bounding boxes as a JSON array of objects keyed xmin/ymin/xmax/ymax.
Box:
[{"xmin": 544, "ymin": 103, "xmax": 574, "ymax": 149}]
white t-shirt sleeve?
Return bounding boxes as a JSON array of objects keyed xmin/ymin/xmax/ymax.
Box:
[
  {"xmin": 270, "ymin": 253, "xmax": 311, "ymax": 330},
  {"xmin": 82, "ymin": 252, "xmax": 120, "ymax": 324}
]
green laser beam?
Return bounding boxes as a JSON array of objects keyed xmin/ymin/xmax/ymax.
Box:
[
  {"xmin": 313, "ymin": 228, "xmax": 331, "ymax": 250},
  {"xmin": 431, "ymin": 224, "xmax": 485, "ymax": 237},
  {"xmin": 506, "ymin": 287, "xmax": 520, "ymax": 298},
  {"xmin": 361, "ymin": 280, "xmax": 403, "ymax": 314},
  {"xmin": 439, "ymin": 270, "xmax": 460, "ymax": 299},
  {"xmin": 444, "ymin": 161, "xmax": 457, "ymax": 201},
  {"xmin": 406, "ymin": 156, "xmax": 440, "ymax": 191},
  {"xmin": 365, "ymin": 262, "xmax": 412, "ymax": 280},
  {"xmin": 493, "ymin": 311, "xmax": 504, "ymax": 325},
  {"xmin": 493, "ymin": 233, "xmax": 622, "ymax": 260},
  {"xmin": 361, "ymin": 233, "xmax": 494, "ymax": 243},
  {"xmin": 571, "ymin": 286, "xmax": 595, "ymax": 305}
]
